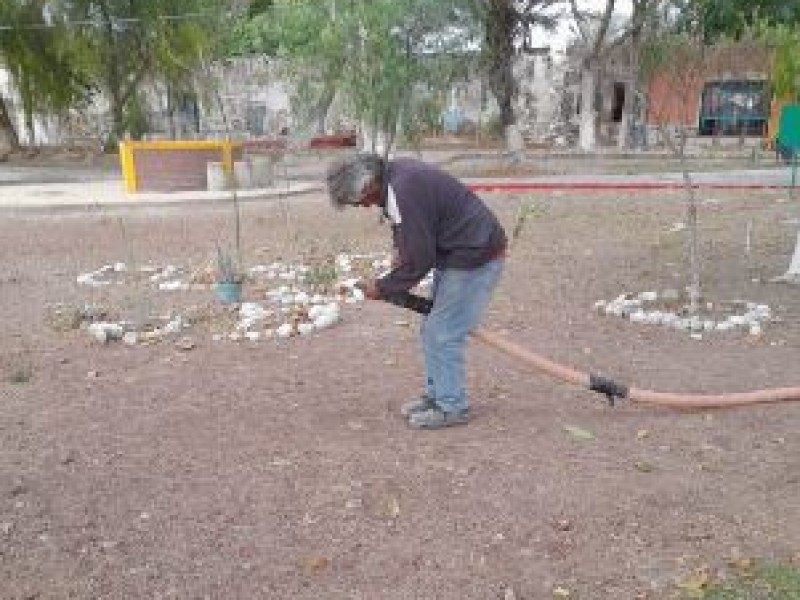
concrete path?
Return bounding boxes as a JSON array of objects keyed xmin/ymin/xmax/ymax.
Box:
[
  {"xmin": 0, "ymin": 164, "xmax": 796, "ymax": 213},
  {"xmin": 0, "ymin": 178, "xmax": 323, "ymax": 213}
]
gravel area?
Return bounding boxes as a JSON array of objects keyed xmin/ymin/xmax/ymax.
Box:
[{"xmin": 1, "ymin": 184, "xmax": 799, "ymax": 599}]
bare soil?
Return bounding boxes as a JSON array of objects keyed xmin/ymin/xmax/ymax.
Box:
[{"xmin": 1, "ymin": 186, "xmax": 799, "ymax": 599}]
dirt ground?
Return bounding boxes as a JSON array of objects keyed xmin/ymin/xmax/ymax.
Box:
[{"xmin": 1, "ymin": 185, "xmax": 799, "ymax": 599}]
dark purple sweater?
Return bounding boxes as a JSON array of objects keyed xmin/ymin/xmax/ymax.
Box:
[{"xmin": 376, "ymin": 158, "xmax": 507, "ymax": 297}]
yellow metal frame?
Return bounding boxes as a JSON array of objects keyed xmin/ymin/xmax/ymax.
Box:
[{"xmin": 118, "ymin": 140, "xmax": 241, "ymax": 193}]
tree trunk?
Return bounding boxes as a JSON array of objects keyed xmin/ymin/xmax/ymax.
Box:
[
  {"xmin": 788, "ymin": 231, "xmax": 800, "ymax": 276},
  {"xmin": 578, "ymin": 64, "xmax": 596, "ymax": 151},
  {"xmin": 676, "ymin": 128, "xmax": 701, "ymax": 313},
  {"xmin": 0, "ymin": 95, "xmax": 20, "ymax": 152},
  {"xmin": 617, "ymin": 91, "xmax": 631, "ymax": 150},
  {"xmin": 776, "ymin": 229, "xmax": 800, "ymax": 282},
  {"xmin": 483, "ymin": 0, "xmax": 517, "ymax": 148},
  {"xmin": 25, "ymin": 111, "xmax": 35, "ymax": 146},
  {"xmin": 315, "ymin": 84, "xmax": 336, "ymax": 135},
  {"xmin": 617, "ymin": 3, "xmax": 645, "ymax": 149}
]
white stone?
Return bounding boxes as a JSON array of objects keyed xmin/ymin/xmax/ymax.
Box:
[
  {"xmin": 245, "ymin": 331, "xmax": 261, "ymax": 341},
  {"xmin": 340, "ymin": 278, "xmax": 360, "ymax": 289},
  {"xmin": 308, "ymin": 304, "xmax": 325, "ymax": 320},
  {"xmin": 638, "ymin": 291, "xmax": 658, "ymax": 302},
  {"xmin": 88, "ymin": 323, "xmax": 109, "ymax": 343},
  {"xmin": 163, "ymin": 318, "xmax": 184, "ymax": 335},
  {"xmin": 297, "ymin": 323, "xmax": 315, "ymax": 336},
  {"xmin": 158, "ymin": 280, "xmax": 188, "ymax": 291},
  {"xmin": 313, "ymin": 311, "xmax": 339, "ymax": 330},
  {"xmin": 149, "ymin": 265, "xmax": 178, "ymax": 282},
  {"xmin": 276, "ymin": 323, "xmax": 293, "ymax": 338},
  {"xmin": 240, "ymin": 302, "xmax": 267, "ymax": 320},
  {"xmin": 122, "ymin": 332, "xmax": 138, "ymax": 345},
  {"xmin": 87, "ymin": 322, "xmax": 124, "ymax": 343}
]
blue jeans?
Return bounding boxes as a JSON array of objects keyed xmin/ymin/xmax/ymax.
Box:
[{"xmin": 421, "ymin": 259, "xmax": 504, "ymax": 413}]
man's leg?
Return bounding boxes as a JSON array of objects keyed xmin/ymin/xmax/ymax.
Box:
[
  {"xmin": 400, "ymin": 271, "xmax": 441, "ymax": 417},
  {"xmin": 411, "ymin": 259, "xmax": 504, "ymax": 427}
]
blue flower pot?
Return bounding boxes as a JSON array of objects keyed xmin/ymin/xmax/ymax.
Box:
[{"xmin": 214, "ymin": 282, "xmax": 242, "ymax": 304}]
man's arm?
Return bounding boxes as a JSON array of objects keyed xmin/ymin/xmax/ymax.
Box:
[{"xmin": 375, "ymin": 202, "xmax": 436, "ymax": 297}]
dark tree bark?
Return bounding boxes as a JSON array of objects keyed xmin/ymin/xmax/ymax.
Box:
[
  {"xmin": 0, "ymin": 95, "xmax": 20, "ymax": 152},
  {"xmin": 483, "ymin": 0, "xmax": 517, "ymax": 129}
]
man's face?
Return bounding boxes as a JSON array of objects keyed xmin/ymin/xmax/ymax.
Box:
[{"xmin": 357, "ymin": 180, "xmax": 382, "ymax": 208}]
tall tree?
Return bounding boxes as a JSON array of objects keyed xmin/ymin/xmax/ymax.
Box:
[
  {"xmin": 474, "ymin": 0, "xmax": 560, "ymax": 151},
  {"xmin": 241, "ymin": 0, "xmax": 477, "ymax": 152},
  {"xmin": 567, "ymin": 0, "xmax": 660, "ymax": 151},
  {"xmin": 641, "ymin": 26, "xmax": 710, "ymax": 313},
  {"xmin": 763, "ymin": 23, "xmax": 800, "ymax": 281},
  {"xmin": 0, "ymin": 0, "xmax": 89, "ymax": 148},
  {"xmin": 693, "ymin": 0, "xmax": 800, "ymax": 42},
  {"xmin": 59, "ymin": 0, "xmax": 224, "ymax": 145}
]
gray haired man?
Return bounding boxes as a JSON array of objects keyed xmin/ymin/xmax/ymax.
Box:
[{"xmin": 326, "ymin": 153, "xmax": 506, "ymax": 429}]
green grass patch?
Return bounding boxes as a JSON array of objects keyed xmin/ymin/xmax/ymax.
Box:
[
  {"xmin": 8, "ymin": 366, "xmax": 33, "ymax": 384},
  {"xmin": 673, "ymin": 562, "xmax": 800, "ymax": 599}
]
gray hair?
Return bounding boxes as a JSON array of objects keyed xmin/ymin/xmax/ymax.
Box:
[{"xmin": 326, "ymin": 153, "xmax": 385, "ymax": 209}]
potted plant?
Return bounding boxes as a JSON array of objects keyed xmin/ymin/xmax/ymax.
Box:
[{"xmin": 214, "ymin": 245, "xmax": 244, "ymax": 304}]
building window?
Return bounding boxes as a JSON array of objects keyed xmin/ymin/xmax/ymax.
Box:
[{"xmin": 698, "ymin": 80, "xmax": 768, "ymax": 136}]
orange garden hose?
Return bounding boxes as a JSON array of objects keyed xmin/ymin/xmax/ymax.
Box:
[
  {"xmin": 384, "ymin": 293, "xmax": 800, "ymax": 410},
  {"xmin": 471, "ymin": 327, "xmax": 800, "ymax": 409}
]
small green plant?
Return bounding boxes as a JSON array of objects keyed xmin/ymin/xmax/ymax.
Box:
[
  {"xmin": 304, "ymin": 260, "xmax": 338, "ymax": 292},
  {"xmin": 672, "ymin": 562, "xmax": 800, "ymax": 599},
  {"xmin": 511, "ymin": 202, "xmax": 546, "ymax": 242},
  {"xmin": 9, "ymin": 366, "xmax": 33, "ymax": 384},
  {"xmin": 215, "ymin": 245, "xmax": 244, "ymax": 284}
]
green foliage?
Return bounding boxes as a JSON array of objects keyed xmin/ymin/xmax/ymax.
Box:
[
  {"xmin": 232, "ymin": 0, "xmax": 480, "ymax": 150},
  {"xmin": 640, "ymin": 30, "xmax": 705, "ymax": 81},
  {"xmin": 304, "ymin": 260, "xmax": 338, "ymax": 292},
  {"xmin": 675, "ymin": 0, "xmax": 800, "ymax": 43},
  {"xmin": 473, "ymin": 0, "xmax": 559, "ymax": 128},
  {"xmin": 0, "ymin": 1, "xmax": 92, "ymax": 143},
  {"xmin": 764, "ymin": 24, "xmax": 800, "ymax": 101},
  {"xmin": 9, "ymin": 365, "xmax": 32, "ymax": 384},
  {"xmin": 59, "ymin": 0, "xmax": 225, "ymax": 143},
  {"xmin": 673, "ymin": 562, "xmax": 800, "ymax": 599}
]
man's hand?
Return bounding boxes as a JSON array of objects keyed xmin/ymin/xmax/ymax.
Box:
[{"xmin": 356, "ymin": 278, "xmax": 381, "ymax": 300}]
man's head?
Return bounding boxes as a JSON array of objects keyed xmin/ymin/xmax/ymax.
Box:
[{"xmin": 326, "ymin": 153, "xmax": 385, "ymax": 209}]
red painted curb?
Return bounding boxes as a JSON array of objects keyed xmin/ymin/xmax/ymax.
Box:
[{"xmin": 467, "ymin": 182, "xmax": 793, "ymax": 192}]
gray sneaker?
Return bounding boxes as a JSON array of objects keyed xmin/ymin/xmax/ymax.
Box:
[
  {"xmin": 408, "ymin": 407, "xmax": 469, "ymax": 430},
  {"xmin": 399, "ymin": 395, "xmax": 438, "ymax": 417}
]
